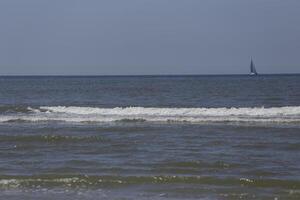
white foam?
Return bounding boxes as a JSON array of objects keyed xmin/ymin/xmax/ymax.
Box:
[
  {"xmin": 39, "ymin": 106, "xmax": 300, "ymax": 117},
  {"xmin": 1, "ymin": 106, "xmax": 300, "ymax": 123}
]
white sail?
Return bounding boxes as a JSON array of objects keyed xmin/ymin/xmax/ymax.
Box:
[{"xmin": 250, "ymin": 59, "xmax": 258, "ymax": 75}]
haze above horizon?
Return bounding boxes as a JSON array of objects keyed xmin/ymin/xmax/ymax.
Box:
[{"xmin": 0, "ymin": 0, "xmax": 299, "ymax": 75}]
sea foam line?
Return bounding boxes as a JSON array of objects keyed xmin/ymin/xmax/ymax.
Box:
[
  {"xmin": 0, "ymin": 106, "xmax": 299, "ymax": 123},
  {"xmin": 39, "ymin": 106, "xmax": 300, "ymax": 117}
]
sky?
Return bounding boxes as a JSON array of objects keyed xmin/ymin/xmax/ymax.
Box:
[{"xmin": 0, "ymin": 0, "xmax": 299, "ymax": 75}]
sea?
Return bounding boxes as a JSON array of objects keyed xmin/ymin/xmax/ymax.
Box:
[{"xmin": 0, "ymin": 75, "xmax": 299, "ymax": 200}]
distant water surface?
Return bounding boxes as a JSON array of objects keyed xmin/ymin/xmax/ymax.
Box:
[{"xmin": 0, "ymin": 75, "xmax": 299, "ymax": 199}]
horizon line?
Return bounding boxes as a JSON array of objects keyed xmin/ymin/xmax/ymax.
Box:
[{"xmin": 0, "ymin": 73, "xmax": 300, "ymax": 77}]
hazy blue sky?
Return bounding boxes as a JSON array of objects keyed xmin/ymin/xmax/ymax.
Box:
[{"xmin": 0, "ymin": 0, "xmax": 299, "ymax": 75}]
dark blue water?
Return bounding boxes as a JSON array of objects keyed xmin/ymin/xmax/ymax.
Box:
[{"xmin": 0, "ymin": 75, "xmax": 299, "ymax": 199}]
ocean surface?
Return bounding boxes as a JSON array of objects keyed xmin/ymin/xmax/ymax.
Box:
[{"xmin": 0, "ymin": 75, "xmax": 299, "ymax": 200}]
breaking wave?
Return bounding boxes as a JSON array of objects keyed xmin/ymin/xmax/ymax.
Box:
[
  {"xmin": 0, "ymin": 106, "xmax": 33, "ymax": 114},
  {"xmin": 0, "ymin": 175, "xmax": 299, "ymax": 189},
  {"xmin": 0, "ymin": 106, "xmax": 300, "ymax": 123}
]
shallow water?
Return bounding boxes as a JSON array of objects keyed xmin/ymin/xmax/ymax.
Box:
[{"xmin": 0, "ymin": 75, "xmax": 299, "ymax": 199}]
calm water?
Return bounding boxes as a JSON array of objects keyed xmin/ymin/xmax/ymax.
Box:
[{"xmin": 0, "ymin": 75, "xmax": 299, "ymax": 199}]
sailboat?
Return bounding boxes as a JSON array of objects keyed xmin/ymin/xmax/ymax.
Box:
[{"xmin": 250, "ymin": 58, "xmax": 258, "ymax": 75}]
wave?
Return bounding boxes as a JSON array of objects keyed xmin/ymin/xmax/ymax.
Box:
[
  {"xmin": 0, "ymin": 105, "xmax": 33, "ymax": 114},
  {"xmin": 0, "ymin": 135, "xmax": 104, "ymax": 143},
  {"xmin": 0, "ymin": 106, "xmax": 300, "ymax": 123},
  {"xmin": 0, "ymin": 175, "xmax": 299, "ymax": 189}
]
